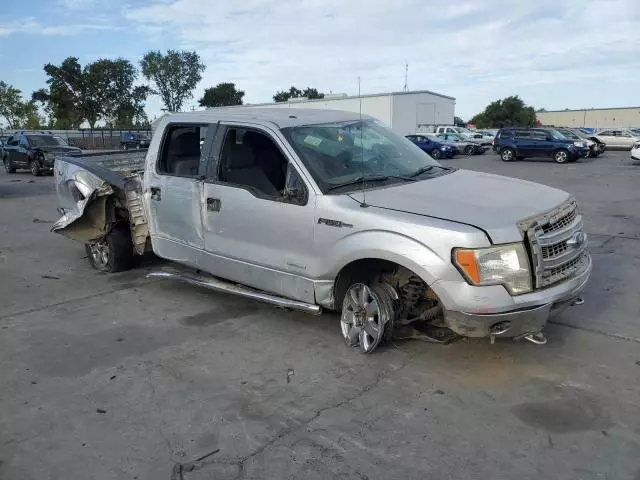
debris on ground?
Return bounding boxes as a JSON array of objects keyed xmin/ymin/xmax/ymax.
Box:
[
  {"xmin": 96, "ymin": 408, "xmax": 107, "ymax": 414},
  {"xmin": 286, "ymin": 368, "xmax": 295, "ymax": 383},
  {"xmin": 41, "ymin": 275, "xmax": 60, "ymax": 280}
]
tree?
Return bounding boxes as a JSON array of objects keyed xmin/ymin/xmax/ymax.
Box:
[
  {"xmin": 273, "ymin": 85, "xmax": 324, "ymax": 102},
  {"xmin": 37, "ymin": 57, "xmax": 149, "ymax": 128},
  {"xmin": 140, "ymin": 50, "xmax": 206, "ymax": 112},
  {"xmin": 198, "ymin": 82, "xmax": 244, "ymax": 108},
  {"xmin": 469, "ymin": 96, "xmax": 536, "ymax": 128},
  {"xmin": 0, "ymin": 81, "xmax": 24, "ymax": 128}
]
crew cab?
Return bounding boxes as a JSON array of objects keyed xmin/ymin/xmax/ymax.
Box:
[
  {"xmin": 435, "ymin": 125, "xmax": 493, "ymax": 141},
  {"xmin": 494, "ymin": 127, "xmax": 590, "ymax": 163},
  {"xmin": 3, "ymin": 131, "xmax": 81, "ymax": 175},
  {"xmin": 52, "ymin": 109, "xmax": 591, "ymax": 353}
]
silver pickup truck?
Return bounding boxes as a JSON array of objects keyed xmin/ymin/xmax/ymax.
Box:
[{"xmin": 52, "ymin": 108, "xmax": 591, "ymax": 353}]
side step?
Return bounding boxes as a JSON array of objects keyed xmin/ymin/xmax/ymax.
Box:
[{"xmin": 147, "ymin": 269, "xmax": 322, "ymax": 316}]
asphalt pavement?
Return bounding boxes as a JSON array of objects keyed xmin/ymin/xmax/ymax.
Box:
[{"xmin": 1, "ymin": 150, "xmax": 639, "ymax": 480}]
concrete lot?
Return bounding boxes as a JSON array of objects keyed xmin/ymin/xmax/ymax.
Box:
[{"xmin": 1, "ymin": 151, "xmax": 639, "ymax": 480}]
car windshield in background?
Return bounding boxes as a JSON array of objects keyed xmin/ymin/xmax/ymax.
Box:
[
  {"xmin": 441, "ymin": 133, "xmax": 466, "ymax": 141},
  {"xmin": 282, "ymin": 119, "xmax": 448, "ymax": 193},
  {"xmin": 28, "ymin": 135, "xmax": 68, "ymax": 147}
]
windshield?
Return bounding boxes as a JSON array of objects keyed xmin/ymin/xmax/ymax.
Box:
[
  {"xmin": 282, "ymin": 119, "xmax": 445, "ymax": 193},
  {"xmin": 556, "ymin": 129, "xmax": 578, "ymax": 139},
  {"xmin": 440, "ymin": 133, "xmax": 466, "ymax": 141},
  {"xmin": 28, "ymin": 135, "xmax": 68, "ymax": 147}
]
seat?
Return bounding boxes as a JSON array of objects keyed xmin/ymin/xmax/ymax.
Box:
[
  {"xmin": 242, "ymin": 131, "xmax": 287, "ymax": 191},
  {"xmin": 224, "ymin": 139, "xmax": 279, "ymax": 197},
  {"xmin": 169, "ymin": 131, "xmax": 201, "ymax": 176}
]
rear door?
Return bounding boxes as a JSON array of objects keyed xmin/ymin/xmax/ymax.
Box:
[
  {"xmin": 16, "ymin": 135, "xmax": 31, "ymax": 166},
  {"xmin": 530, "ymin": 130, "xmax": 553, "ymax": 157},
  {"xmin": 514, "ymin": 130, "xmax": 534, "ymax": 155},
  {"xmin": 144, "ymin": 122, "xmax": 212, "ymax": 266},
  {"xmin": 3, "ymin": 136, "xmax": 18, "ymax": 164}
]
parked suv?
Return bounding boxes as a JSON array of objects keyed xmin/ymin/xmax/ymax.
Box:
[
  {"xmin": 3, "ymin": 131, "xmax": 81, "ymax": 175},
  {"xmin": 493, "ymin": 128, "xmax": 590, "ymax": 163},
  {"xmin": 120, "ymin": 132, "xmax": 151, "ymax": 150}
]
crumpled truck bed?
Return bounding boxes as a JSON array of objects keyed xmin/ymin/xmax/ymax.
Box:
[{"xmin": 52, "ymin": 151, "xmax": 149, "ymax": 254}]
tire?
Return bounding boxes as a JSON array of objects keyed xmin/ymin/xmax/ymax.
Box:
[
  {"xmin": 464, "ymin": 145, "xmax": 475, "ymax": 155},
  {"xmin": 4, "ymin": 158, "xmax": 16, "ymax": 174},
  {"xmin": 430, "ymin": 148, "xmax": 441, "ymax": 159},
  {"xmin": 554, "ymin": 149, "xmax": 570, "ymax": 164},
  {"xmin": 84, "ymin": 226, "xmax": 134, "ymax": 273},
  {"xmin": 500, "ymin": 147, "xmax": 515, "ymax": 162},
  {"xmin": 340, "ymin": 281, "xmax": 398, "ymax": 354},
  {"xmin": 30, "ymin": 158, "xmax": 42, "ymax": 176}
]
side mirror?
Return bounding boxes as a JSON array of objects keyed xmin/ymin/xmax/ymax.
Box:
[{"xmin": 283, "ymin": 164, "xmax": 307, "ymax": 205}]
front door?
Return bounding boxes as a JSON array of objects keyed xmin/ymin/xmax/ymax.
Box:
[
  {"xmin": 144, "ymin": 123, "xmax": 210, "ymax": 267},
  {"xmin": 201, "ymin": 123, "xmax": 317, "ymax": 303}
]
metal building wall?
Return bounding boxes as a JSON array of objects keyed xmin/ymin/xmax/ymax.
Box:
[
  {"xmin": 391, "ymin": 91, "xmax": 455, "ymax": 135},
  {"xmin": 537, "ymin": 108, "xmax": 640, "ymax": 129}
]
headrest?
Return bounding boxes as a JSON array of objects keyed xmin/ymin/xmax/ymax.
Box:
[
  {"xmin": 227, "ymin": 143, "xmax": 255, "ymax": 169},
  {"xmin": 172, "ymin": 131, "xmax": 200, "ymax": 157}
]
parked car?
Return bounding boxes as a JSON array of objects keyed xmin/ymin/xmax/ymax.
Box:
[
  {"xmin": 631, "ymin": 140, "xmax": 640, "ymax": 161},
  {"xmin": 435, "ymin": 125, "xmax": 494, "ymax": 141},
  {"xmin": 3, "ymin": 132, "xmax": 81, "ymax": 175},
  {"xmin": 593, "ymin": 129, "xmax": 640, "ymax": 149},
  {"xmin": 405, "ymin": 134, "xmax": 456, "ymax": 159},
  {"xmin": 554, "ymin": 128, "xmax": 600, "ymax": 157},
  {"xmin": 120, "ymin": 132, "xmax": 151, "ymax": 150},
  {"xmin": 493, "ymin": 127, "xmax": 590, "ymax": 163},
  {"xmin": 566, "ymin": 128, "xmax": 606, "ymax": 154},
  {"xmin": 436, "ymin": 133, "xmax": 489, "ymax": 155},
  {"xmin": 0, "ymin": 134, "xmax": 8, "ymax": 159},
  {"xmin": 51, "ymin": 108, "xmax": 591, "ymax": 353}
]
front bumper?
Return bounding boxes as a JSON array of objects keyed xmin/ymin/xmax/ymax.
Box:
[
  {"xmin": 441, "ymin": 253, "xmax": 592, "ymax": 338},
  {"xmin": 631, "ymin": 147, "xmax": 640, "ymax": 161}
]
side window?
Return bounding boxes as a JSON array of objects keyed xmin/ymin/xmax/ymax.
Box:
[
  {"xmin": 19, "ymin": 135, "xmax": 30, "ymax": 147},
  {"xmin": 619, "ymin": 131, "xmax": 631, "ymax": 137},
  {"xmin": 598, "ymin": 130, "xmax": 611, "ymax": 136},
  {"xmin": 532, "ymin": 131, "xmax": 547, "ymax": 140},
  {"xmin": 515, "ymin": 130, "xmax": 530, "ymax": 139},
  {"xmin": 158, "ymin": 124, "xmax": 207, "ymax": 176},
  {"xmin": 218, "ymin": 127, "xmax": 304, "ymax": 204},
  {"xmin": 499, "ymin": 130, "xmax": 514, "ymax": 138},
  {"xmin": 6, "ymin": 136, "xmax": 18, "ymax": 146}
]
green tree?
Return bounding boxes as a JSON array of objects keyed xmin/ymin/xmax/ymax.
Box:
[
  {"xmin": 0, "ymin": 81, "xmax": 26, "ymax": 128},
  {"xmin": 273, "ymin": 85, "xmax": 324, "ymax": 102},
  {"xmin": 198, "ymin": 82, "xmax": 245, "ymax": 108},
  {"xmin": 469, "ymin": 96, "xmax": 536, "ymax": 128},
  {"xmin": 140, "ymin": 50, "xmax": 206, "ymax": 112}
]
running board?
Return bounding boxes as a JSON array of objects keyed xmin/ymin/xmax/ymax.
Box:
[{"xmin": 147, "ymin": 269, "xmax": 322, "ymax": 316}]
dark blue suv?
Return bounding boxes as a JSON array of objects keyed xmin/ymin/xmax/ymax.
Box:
[
  {"xmin": 405, "ymin": 134, "xmax": 456, "ymax": 159},
  {"xmin": 493, "ymin": 127, "xmax": 590, "ymax": 163}
]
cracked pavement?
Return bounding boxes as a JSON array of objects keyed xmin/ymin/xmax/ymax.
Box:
[{"xmin": 1, "ymin": 151, "xmax": 639, "ymax": 479}]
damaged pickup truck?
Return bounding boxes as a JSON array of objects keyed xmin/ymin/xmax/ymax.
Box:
[{"xmin": 52, "ymin": 108, "xmax": 592, "ymax": 353}]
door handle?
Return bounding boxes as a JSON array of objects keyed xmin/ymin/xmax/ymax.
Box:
[
  {"xmin": 150, "ymin": 187, "xmax": 161, "ymax": 201},
  {"xmin": 206, "ymin": 197, "xmax": 221, "ymax": 212}
]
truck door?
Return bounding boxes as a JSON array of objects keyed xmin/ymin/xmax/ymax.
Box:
[
  {"xmin": 200, "ymin": 123, "xmax": 317, "ymax": 303},
  {"xmin": 144, "ymin": 123, "xmax": 210, "ymax": 266}
]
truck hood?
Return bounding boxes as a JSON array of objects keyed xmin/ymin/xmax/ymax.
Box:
[{"xmin": 348, "ymin": 169, "xmax": 570, "ymax": 244}]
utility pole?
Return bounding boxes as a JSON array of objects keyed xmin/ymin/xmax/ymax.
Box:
[{"xmin": 403, "ymin": 63, "xmax": 409, "ymax": 92}]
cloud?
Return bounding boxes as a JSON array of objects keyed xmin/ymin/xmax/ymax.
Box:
[
  {"xmin": 121, "ymin": 0, "xmax": 640, "ymax": 117},
  {"xmin": 0, "ymin": 17, "xmax": 115, "ymax": 37}
]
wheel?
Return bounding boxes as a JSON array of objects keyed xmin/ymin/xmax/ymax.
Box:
[
  {"xmin": 554, "ymin": 149, "xmax": 569, "ymax": 164},
  {"xmin": 84, "ymin": 226, "xmax": 134, "ymax": 273},
  {"xmin": 430, "ymin": 148, "xmax": 441, "ymax": 159},
  {"xmin": 464, "ymin": 145, "xmax": 475, "ymax": 155},
  {"xmin": 500, "ymin": 147, "xmax": 515, "ymax": 162},
  {"xmin": 30, "ymin": 158, "xmax": 42, "ymax": 176},
  {"xmin": 3, "ymin": 158, "xmax": 16, "ymax": 174},
  {"xmin": 340, "ymin": 282, "xmax": 397, "ymax": 354}
]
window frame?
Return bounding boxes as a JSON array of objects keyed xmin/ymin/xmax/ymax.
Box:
[
  {"xmin": 155, "ymin": 122, "xmax": 211, "ymax": 178},
  {"xmin": 208, "ymin": 123, "xmax": 310, "ymax": 206}
]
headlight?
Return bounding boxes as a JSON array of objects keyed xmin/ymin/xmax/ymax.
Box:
[
  {"xmin": 440, "ymin": 146, "xmax": 448, "ymax": 150},
  {"xmin": 453, "ymin": 243, "xmax": 532, "ymax": 295},
  {"xmin": 573, "ymin": 141, "xmax": 585, "ymax": 147}
]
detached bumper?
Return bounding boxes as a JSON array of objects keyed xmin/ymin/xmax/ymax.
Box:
[{"xmin": 442, "ymin": 254, "xmax": 592, "ymax": 338}]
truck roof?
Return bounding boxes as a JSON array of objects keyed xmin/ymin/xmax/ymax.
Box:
[{"xmin": 159, "ymin": 108, "xmax": 369, "ymax": 129}]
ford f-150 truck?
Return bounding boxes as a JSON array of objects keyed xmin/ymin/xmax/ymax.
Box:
[{"xmin": 52, "ymin": 108, "xmax": 591, "ymax": 353}]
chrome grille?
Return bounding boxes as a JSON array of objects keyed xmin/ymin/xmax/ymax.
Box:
[
  {"xmin": 521, "ymin": 197, "xmax": 590, "ymax": 289},
  {"xmin": 540, "ymin": 208, "xmax": 577, "ymax": 234}
]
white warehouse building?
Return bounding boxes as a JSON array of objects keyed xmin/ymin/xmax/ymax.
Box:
[{"xmin": 224, "ymin": 89, "xmax": 456, "ymax": 135}]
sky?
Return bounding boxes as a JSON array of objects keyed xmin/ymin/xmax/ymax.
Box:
[{"xmin": 1, "ymin": 0, "xmax": 639, "ymax": 122}]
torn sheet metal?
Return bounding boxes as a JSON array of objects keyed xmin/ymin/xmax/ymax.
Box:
[{"xmin": 51, "ymin": 154, "xmax": 148, "ymax": 247}]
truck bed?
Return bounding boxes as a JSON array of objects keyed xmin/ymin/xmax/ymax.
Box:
[{"xmin": 56, "ymin": 150, "xmax": 146, "ymax": 190}]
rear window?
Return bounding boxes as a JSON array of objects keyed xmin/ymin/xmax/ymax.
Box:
[{"xmin": 515, "ymin": 130, "xmax": 531, "ymax": 138}]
